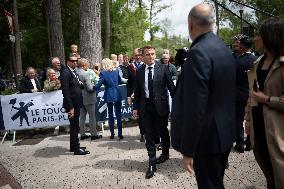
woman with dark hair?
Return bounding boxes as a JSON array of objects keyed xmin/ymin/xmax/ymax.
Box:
[{"xmin": 246, "ymin": 17, "xmax": 284, "ymax": 189}]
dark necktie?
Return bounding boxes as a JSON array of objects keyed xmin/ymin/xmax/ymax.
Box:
[
  {"xmin": 148, "ymin": 67, "xmax": 153, "ymax": 100},
  {"xmin": 73, "ymin": 70, "xmax": 80, "ymax": 83}
]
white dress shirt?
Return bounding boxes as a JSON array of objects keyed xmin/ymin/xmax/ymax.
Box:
[
  {"xmin": 30, "ymin": 79, "xmax": 38, "ymax": 90},
  {"xmin": 144, "ymin": 63, "xmax": 155, "ymax": 98}
]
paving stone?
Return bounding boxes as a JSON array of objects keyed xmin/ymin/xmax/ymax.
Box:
[{"xmin": 0, "ymin": 126, "xmax": 266, "ymax": 189}]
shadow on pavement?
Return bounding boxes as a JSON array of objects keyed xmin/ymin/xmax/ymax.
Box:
[
  {"xmin": 48, "ymin": 135, "xmax": 70, "ymax": 142},
  {"xmin": 91, "ymin": 157, "xmax": 186, "ymax": 180},
  {"xmin": 33, "ymin": 146, "xmax": 70, "ymax": 158},
  {"xmin": 96, "ymin": 135, "xmax": 145, "ymax": 150}
]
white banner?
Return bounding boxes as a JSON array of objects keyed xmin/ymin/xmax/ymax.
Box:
[
  {"xmin": 1, "ymin": 91, "xmax": 69, "ymax": 130},
  {"xmin": 0, "ymin": 85, "xmax": 133, "ymax": 131}
]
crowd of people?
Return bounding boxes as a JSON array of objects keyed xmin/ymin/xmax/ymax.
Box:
[{"xmin": 1, "ymin": 3, "xmax": 283, "ymax": 189}]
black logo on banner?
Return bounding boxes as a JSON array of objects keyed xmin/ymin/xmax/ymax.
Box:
[
  {"xmin": 10, "ymin": 98, "xmax": 34, "ymax": 126},
  {"xmin": 96, "ymin": 90, "xmax": 107, "ymax": 121}
]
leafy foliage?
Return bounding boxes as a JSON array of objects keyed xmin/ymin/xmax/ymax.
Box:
[{"xmin": 108, "ymin": 0, "xmax": 149, "ymax": 56}]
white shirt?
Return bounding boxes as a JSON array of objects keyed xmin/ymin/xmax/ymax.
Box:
[
  {"xmin": 144, "ymin": 63, "xmax": 155, "ymax": 98},
  {"xmin": 30, "ymin": 79, "xmax": 37, "ymax": 90}
]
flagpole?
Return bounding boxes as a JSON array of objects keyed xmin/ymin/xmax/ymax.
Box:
[{"xmin": 0, "ymin": 4, "xmax": 19, "ymax": 90}]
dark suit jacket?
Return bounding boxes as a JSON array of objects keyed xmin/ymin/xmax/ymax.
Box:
[
  {"xmin": 19, "ymin": 76, "xmax": 41, "ymax": 93},
  {"xmin": 127, "ymin": 62, "xmax": 141, "ymax": 97},
  {"xmin": 236, "ymin": 52, "xmax": 257, "ymax": 102},
  {"xmin": 133, "ymin": 63, "xmax": 175, "ymax": 117},
  {"xmin": 171, "ymin": 32, "xmax": 236, "ymax": 157},
  {"xmin": 60, "ymin": 67, "xmax": 83, "ymax": 110}
]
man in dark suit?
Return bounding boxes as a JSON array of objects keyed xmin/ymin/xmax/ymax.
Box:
[
  {"xmin": 60, "ymin": 56, "xmax": 89, "ymax": 155},
  {"xmin": 133, "ymin": 46, "xmax": 175, "ymax": 179},
  {"xmin": 234, "ymin": 36, "xmax": 257, "ymax": 153},
  {"xmin": 127, "ymin": 48, "xmax": 145, "ymax": 142},
  {"xmin": 171, "ymin": 4, "xmax": 236, "ymax": 188}
]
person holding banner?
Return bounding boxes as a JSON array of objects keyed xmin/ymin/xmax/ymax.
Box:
[
  {"xmin": 60, "ymin": 56, "xmax": 89, "ymax": 155},
  {"xmin": 19, "ymin": 67, "xmax": 41, "ymax": 93},
  {"xmin": 43, "ymin": 68, "xmax": 61, "ymax": 92}
]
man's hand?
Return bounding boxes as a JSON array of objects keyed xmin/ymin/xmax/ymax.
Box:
[
  {"xmin": 183, "ymin": 155, "xmax": 194, "ymax": 174},
  {"xmin": 68, "ymin": 108, "xmax": 74, "ymax": 118},
  {"xmin": 132, "ymin": 110, "xmax": 139, "ymax": 119},
  {"xmin": 31, "ymin": 89, "xmax": 38, "ymax": 93}
]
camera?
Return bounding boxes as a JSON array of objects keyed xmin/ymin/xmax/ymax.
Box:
[{"xmin": 175, "ymin": 47, "xmax": 189, "ymax": 67}]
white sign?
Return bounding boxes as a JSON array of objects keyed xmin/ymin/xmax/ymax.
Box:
[{"xmin": 1, "ymin": 91, "xmax": 69, "ymax": 130}]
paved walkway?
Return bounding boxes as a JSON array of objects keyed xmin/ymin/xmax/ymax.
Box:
[{"xmin": 0, "ymin": 126, "xmax": 266, "ymax": 189}]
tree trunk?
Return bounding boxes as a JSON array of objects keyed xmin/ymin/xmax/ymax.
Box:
[
  {"xmin": 80, "ymin": 0, "xmax": 102, "ymax": 67},
  {"xmin": 149, "ymin": 0, "xmax": 154, "ymax": 43},
  {"xmin": 12, "ymin": 0, "xmax": 22, "ymax": 76},
  {"xmin": 215, "ymin": 2, "xmax": 220, "ymax": 37},
  {"xmin": 103, "ymin": 0, "xmax": 110, "ymax": 58},
  {"xmin": 45, "ymin": 0, "xmax": 65, "ymax": 64}
]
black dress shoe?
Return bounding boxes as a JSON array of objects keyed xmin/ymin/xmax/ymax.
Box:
[
  {"xmin": 70, "ymin": 146, "xmax": 86, "ymax": 152},
  {"xmin": 245, "ymin": 139, "xmax": 252, "ymax": 151},
  {"xmin": 110, "ymin": 134, "xmax": 115, "ymax": 139},
  {"xmin": 74, "ymin": 148, "xmax": 90, "ymax": 155},
  {"xmin": 155, "ymin": 155, "xmax": 169, "ymax": 164},
  {"xmin": 118, "ymin": 135, "xmax": 124, "ymax": 140},
  {"xmin": 234, "ymin": 145, "xmax": 244, "ymax": 153},
  {"xmin": 225, "ymin": 161, "xmax": 229, "ymax": 169},
  {"xmin": 91, "ymin": 135, "xmax": 102, "ymax": 140},
  {"xmin": 145, "ymin": 165, "xmax": 156, "ymax": 179},
  {"xmin": 80, "ymin": 135, "xmax": 90, "ymax": 140},
  {"xmin": 245, "ymin": 145, "xmax": 252, "ymax": 151},
  {"xmin": 139, "ymin": 135, "xmax": 145, "ymax": 142}
]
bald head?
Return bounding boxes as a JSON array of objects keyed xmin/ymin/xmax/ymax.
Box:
[
  {"xmin": 189, "ymin": 4, "xmax": 215, "ymax": 27},
  {"xmin": 188, "ymin": 4, "xmax": 215, "ymax": 41}
]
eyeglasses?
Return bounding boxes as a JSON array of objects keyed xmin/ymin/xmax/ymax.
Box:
[{"xmin": 69, "ymin": 60, "xmax": 77, "ymax": 63}]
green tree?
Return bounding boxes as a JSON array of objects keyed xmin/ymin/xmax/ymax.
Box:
[
  {"xmin": 146, "ymin": 0, "xmax": 171, "ymax": 43},
  {"xmin": 109, "ymin": 0, "xmax": 149, "ymax": 56}
]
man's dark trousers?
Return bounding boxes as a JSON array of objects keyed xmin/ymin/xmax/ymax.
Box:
[
  {"xmin": 143, "ymin": 99, "xmax": 170, "ymax": 166},
  {"xmin": 194, "ymin": 150, "xmax": 230, "ymax": 189},
  {"xmin": 235, "ymin": 100, "xmax": 247, "ymax": 148},
  {"xmin": 69, "ymin": 107, "xmax": 80, "ymax": 151}
]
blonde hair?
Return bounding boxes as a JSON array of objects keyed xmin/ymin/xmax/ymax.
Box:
[
  {"xmin": 77, "ymin": 58, "xmax": 89, "ymax": 68},
  {"xmin": 46, "ymin": 68, "xmax": 56, "ymax": 77},
  {"xmin": 70, "ymin": 44, "xmax": 78, "ymax": 49},
  {"xmin": 101, "ymin": 58, "xmax": 114, "ymax": 71},
  {"xmin": 110, "ymin": 54, "xmax": 117, "ymax": 61}
]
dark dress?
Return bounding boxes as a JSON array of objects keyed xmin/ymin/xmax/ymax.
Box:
[{"xmin": 252, "ymin": 56, "xmax": 275, "ymax": 188}]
